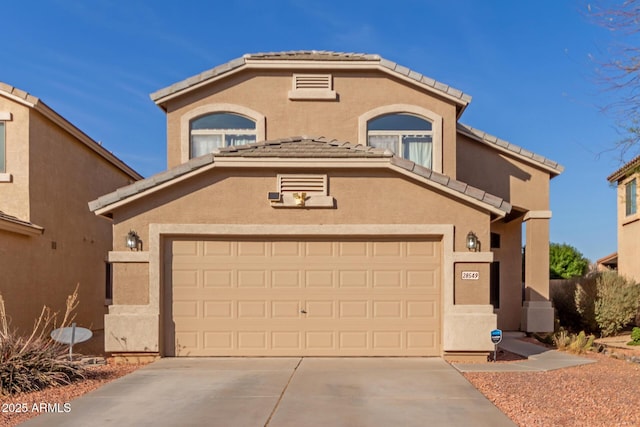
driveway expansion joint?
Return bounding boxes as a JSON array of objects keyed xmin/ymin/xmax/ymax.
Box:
[{"xmin": 263, "ymin": 357, "xmax": 303, "ymax": 427}]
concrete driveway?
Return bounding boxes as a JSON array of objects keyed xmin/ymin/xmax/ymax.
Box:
[{"xmin": 22, "ymin": 358, "xmax": 515, "ymax": 427}]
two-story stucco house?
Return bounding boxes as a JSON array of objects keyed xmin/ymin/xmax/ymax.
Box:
[
  {"xmin": 607, "ymin": 155, "xmax": 640, "ymax": 282},
  {"xmin": 90, "ymin": 51, "xmax": 562, "ymax": 360},
  {"xmin": 0, "ymin": 83, "xmax": 141, "ymax": 338}
]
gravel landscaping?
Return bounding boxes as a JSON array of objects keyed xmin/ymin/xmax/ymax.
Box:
[
  {"xmin": 464, "ymin": 349, "xmax": 640, "ymax": 426},
  {"xmin": 0, "ymin": 360, "xmax": 147, "ymax": 427}
]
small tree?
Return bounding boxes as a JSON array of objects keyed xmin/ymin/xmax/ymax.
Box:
[{"xmin": 549, "ymin": 243, "xmax": 590, "ymax": 279}]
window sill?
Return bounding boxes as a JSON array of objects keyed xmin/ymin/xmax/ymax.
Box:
[
  {"xmin": 271, "ymin": 194, "xmax": 335, "ymax": 208},
  {"xmin": 0, "ymin": 173, "xmax": 12, "ymax": 183},
  {"xmin": 288, "ymin": 89, "xmax": 337, "ymax": 100}
]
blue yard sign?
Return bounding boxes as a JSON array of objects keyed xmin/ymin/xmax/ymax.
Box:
[{"xmin": 490, "ymin": 329, "xmax": 503, "ymax": 344}]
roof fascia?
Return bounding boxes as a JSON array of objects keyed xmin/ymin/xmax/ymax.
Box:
[
  {"xmin": 152, "ymin": 60, "xmax": 470, "ymax": 111},
  {"xmin": 457, "ymin": 126, "xmax": 563, "ymax": 177},
  {"xmin": 387, "ymin": 164, "xmax": 506, "ymax": 217},
  {"xmin": 0, "ymin": 217, "xmax": 44, "ymax": 236},
  {"xmin": 94, "ymin": 156, "xmax": 504, "ymax": 219},
  {"xmin": 607, "ymin": 156, "xmax": 640, "ymax": 182}
]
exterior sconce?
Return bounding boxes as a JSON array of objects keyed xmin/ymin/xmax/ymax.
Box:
[
  {"xmin": 293, "ymin": 192, "xmax": 307, "ymax": 207},
  {"xmin": 466, "ymin": 231, "xmax": 479, "ymax": 252},
  {"xmin": 126, "ymin": 230, "xmax": 140, "ymax": 251}
]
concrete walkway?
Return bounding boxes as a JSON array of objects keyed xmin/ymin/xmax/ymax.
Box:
[
  {"xmin": 22, "ymin": 357, "xmax": 515, "ymax": 427},
  {"xmin": 453, "ymin": 332, "xmax": 597, "ymax": 373}
]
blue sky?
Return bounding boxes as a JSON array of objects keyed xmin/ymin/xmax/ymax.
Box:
[{"xmin": 1, "ymin": 1, "xmax": 629, "ymax": 262}]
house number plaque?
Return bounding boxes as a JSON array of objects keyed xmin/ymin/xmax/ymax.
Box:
[{"xmin": 461, "ymin": 271, "xmax": 480, "ymax": 280}]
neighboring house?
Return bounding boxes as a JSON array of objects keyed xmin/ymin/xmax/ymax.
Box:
[
  {"xmin": 0, "ymin": 83, "xmax": 141, "ymax": 338},
  {"xmin": 90, "ymin": 51, "xmax": 563, "ymax": 360},
  {"xmin": 596, "ymin": 252, "xmax": 618, "ymax": 272},
  {"xmin": 607, "ymin": 155, "xmax": 640, "ymax": 281}
]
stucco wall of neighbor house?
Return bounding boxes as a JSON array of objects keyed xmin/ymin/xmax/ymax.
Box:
[
  {"xmin": 617, "ymin": 174, "xmax": 640, "ymax": 282},
  {"xmin": 0, "ymin": 104, "xmax": 136, "ymax": 337},
  {"xmin": 163, "ymin": 69, "xmax": 459, "ymax": 176},
  {"xmin": 0, "ymin": 97, "xmax": 31, "ymax": 221},
  {"xmin": 491, "ymin": 219, "xmax": 523, "ymax": 330}
]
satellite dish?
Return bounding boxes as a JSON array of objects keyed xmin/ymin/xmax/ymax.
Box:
[
  {"xmin": 51, "ymin": 325, "xmax": 92, "ymax": 344},
  {"xmin": 51, "ymin": 323, "xmax": 92, "ymax": 359}
]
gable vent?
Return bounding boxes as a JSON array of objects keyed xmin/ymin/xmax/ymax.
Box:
[
  {"xmin": 278, "ymin": 174, "xmax": 327, "ymax": 195},
  {"xmin": 293, "ymin": 74, "xmax": 332, "ymax": 90},
  {"xmin": 288, "ymin": 75, "xmax": 337, "ymax": 100}
]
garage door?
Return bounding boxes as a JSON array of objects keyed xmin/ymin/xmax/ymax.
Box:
[{"xmin": 166, "ymin": 237, "xmax": 441, "ymax": 356}]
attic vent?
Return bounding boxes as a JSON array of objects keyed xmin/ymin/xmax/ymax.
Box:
[
  {"xmin": 278, "ymin": 174, "xmax": 327, "ymax": 195},
  {"xmin": 294, "ymin": 74, "xmax": 331, "ymax": 90},
  {"xmin": 288, "ymin": 74, "xmax": 337, "ymax": 100}
]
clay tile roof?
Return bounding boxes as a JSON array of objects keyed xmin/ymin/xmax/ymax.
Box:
[
  {"xmin": 456, "ymin": 123, "xmax": 563, "ymax": 175},
  {"xmin": 150, "ymin": 51, "xmax": 471, "ymax": 105},
  {"xmin": 89, "ymin": 136, "xmax": 510, "ymax": 215},
  {"xmin": 607, "ymin": 154, "xmax": 640, "ymax": 183},
  {"xmin": 215, "ymin": 136, "xmax": 392, "ymax": 158}
]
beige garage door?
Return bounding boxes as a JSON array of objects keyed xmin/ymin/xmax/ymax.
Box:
[{"xmin": 166, "ymin": 237, "xmax": 441, "ymax": 356}]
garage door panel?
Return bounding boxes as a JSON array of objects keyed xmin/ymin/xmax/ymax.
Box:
[
  {"xmin": 271, "ymin": 270, "xmax": 301, "ymax": 288},
  {"xmin": 203, "ymin": 269, "xmax": 233, "ymax": 287},
  {"xmin": 169, "ymin": 238, "xmax": 441, "ymax": 356},
  {"xmin": 338, "ymin": 270, "xmax": 368, "ymax": 288}
]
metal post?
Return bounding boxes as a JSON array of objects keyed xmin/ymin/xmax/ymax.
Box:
[{"xmin": 69, "ymin": 322, "xmax": 76, "ymax": 361}]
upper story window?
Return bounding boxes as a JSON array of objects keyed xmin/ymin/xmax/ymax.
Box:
[
  {"xmin": 626, "ymin": 178, "xmax": 637, "ymax": 216},
  {"xmin": 190, "ymin": 113, "xmax": 257, "ymax": 158},
  {"xmin": 0, "ymin": 111, "xmax": 12, "ymax": 182},
  {"xmin": 0, "ymin": 121, "xmax": 5, "ymax": 174},
  {"xmin": 367, "ymin": 113, "xmax": 433, "ymax": 168}
]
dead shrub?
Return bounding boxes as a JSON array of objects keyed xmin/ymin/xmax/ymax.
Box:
[{"xmin": 0, "ymin": 287, "xmax": 86, "ymax": 395}]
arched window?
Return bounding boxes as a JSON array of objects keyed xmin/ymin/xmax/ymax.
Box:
[
  {"xmin": 367, "ymin": 113, "xmax": 433, "ymax": 168},
  {"xmin": 190, "ymin": 113, "xmax": 257, "ymax": 158}
]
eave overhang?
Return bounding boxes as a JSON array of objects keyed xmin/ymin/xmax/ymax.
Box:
[
  {"xmin": 0, "ymin": 212, "xmax": 44, "ymax": 236},
  {"xmin": 90, "ymin": 137, "xmax": 510, "ymax": 219},
  {"xmin": 150, "ymin": 51, "xmax": 471, "ymax": 118}
]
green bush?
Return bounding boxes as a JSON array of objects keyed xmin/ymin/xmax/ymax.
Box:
[
  {"xmin": 549, "ymin": 243, "xmax": 589, "ymax": 279},
  {"xmin": 0, "ymin": 289, "xmax": 86, "ymax": 395},
  {"xmin": 628, "ymin": 327, "xmax": 640, "ymax": 346},
  {"xmin": 594, "ymin": 271, "xmax": 640, "ymax": 337}
]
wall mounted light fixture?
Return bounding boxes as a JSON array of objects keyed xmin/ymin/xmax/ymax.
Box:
[
  {"xmin": 126, "ymin": 230, "xmax": 140, "ymax": 251},
  {"xmin": 466, "ymin": 231, "xmax": 479, "ymax": 252}
]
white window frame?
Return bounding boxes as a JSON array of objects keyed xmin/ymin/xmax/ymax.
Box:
[
  {"xmin": 625, "ymin": 178, "xmax": 637, "ymax": 217},
  {"xmin": 0, "ymin": 112, "xmax": 12, "ymax": 182},
  {"xmin": 180, "ymin": 104, "xmax": 265, "ymax": 163},
  {"xmin": 358, "ymin": 104, "xmax": 442, "ymax": 173}
]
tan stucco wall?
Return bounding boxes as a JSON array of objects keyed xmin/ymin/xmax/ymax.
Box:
[
  {"xmin": 163, "ymin": 69, "xmax": 459, "ymax": 176},
  {"xmin": 112, "ymin": 169, "xmax": 489, "ymax": 251},
  {"xmin": 456, "ymin": 135, "xmax": 550, "ymax": 211},
  {"xmin": 491, "ymin": 219, "xmax": 523, "ymax": 330},
  {"xmin": 617, "ymin": 174, "xmax": 640, "ymax": 282},
  {"xmin": 454, "ymin": 262, "xmax": 490, "ymax": 304},
  {"xmin": 0, "ymin": 103, "xmax": 136, "ymax": 336},
  {"xmin": 109, "ymin": 168, "xmax": 491, "ymax": 306},
  {"xmin": 113, "ymin": 263, "xmax": 149, "ymax": 305},
  {"xmin": 0, "ymin": 97, "xmax": 30, "ymax": 220}
]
